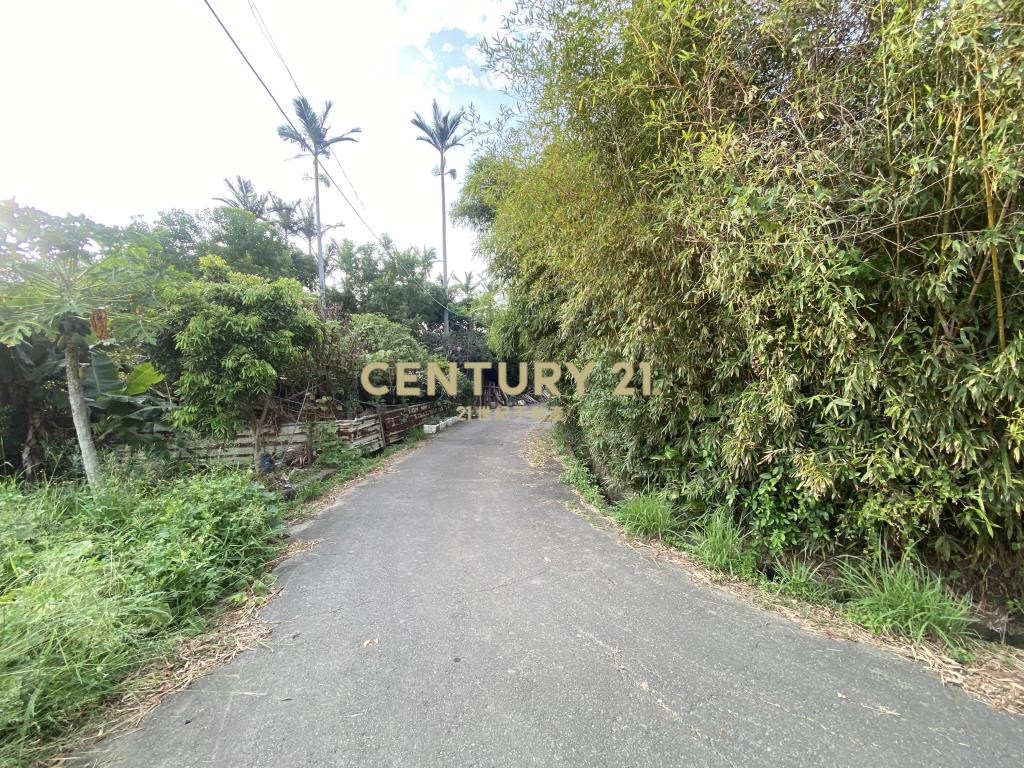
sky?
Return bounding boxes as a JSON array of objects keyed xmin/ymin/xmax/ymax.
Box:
[{"xmin": 0, "ymin": 0, "xmax": 513, "ymax": 282}]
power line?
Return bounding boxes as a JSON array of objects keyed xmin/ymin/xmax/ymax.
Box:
[
  {"xmin": 201, "ymin": 0, "xmax": 303, "ymax": 147},
  {"xmin": 203, "ymin": 0, "xmax": 462, "ymax": 318},
  {"xmin": 246, "ymin": 0, "xmax": 301, "ymax": 95},
  {"xmin": 201, "ymin": 0, "xmax": 380, "ymax": 243},
  {"xmin": 246, "ymin": 0, "xmax": 368, "ymax": 212}
]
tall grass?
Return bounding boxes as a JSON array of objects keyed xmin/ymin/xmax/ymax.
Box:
[
  {"xmin": 771, "ymin": 556, "xmax": 834, "ymax": 603},
  {"xmin": 613, "ymin": 493, "xmax": 679, "ymax": 540},
  {"xmin": 687, "ymin": 510, "xmax": 757, "ymax": 578},
  {"xmin": 836, "ymin": 554, "xmax": 977, "ymax": 647},
  {"xmin": 0, "ymin": 454, "xmax": 282, "ymax": 767}
]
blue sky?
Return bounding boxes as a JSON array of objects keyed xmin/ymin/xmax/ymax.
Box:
[
  {"xmin": 400, "ymin": 28, "xmax": 509, "ymax": 116},
  {"xmin": 0, "ymin": 0, "xmax": 514, "ymax": 280}
]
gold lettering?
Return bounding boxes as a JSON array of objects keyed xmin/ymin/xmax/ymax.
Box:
[
  {"xmin": 463, "ymin": 361, "xmax": 492, "ymax": 396},
  {"xmin": 426, "ymin": 362, "xmax": 458, "ymax": 396},
  {"xmin": 564, "ymin": 361, "xmax": 597, "ymax": 397},
  {"xmin": 498, "ymin": 361, "xmax": 528, "ymax": 396},
  {"xmin": 395, "ymin": 362, "xmax": 422, "ymax": 396},
  {"xmin": 360, "ymin": 362, "xmax": 390, "ymax": 397},
  {"xmin": 534, "ymin": 362, "xmax": 561, "ymax": 396}
]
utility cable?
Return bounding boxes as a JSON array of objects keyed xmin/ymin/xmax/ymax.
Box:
[{"xmin": 202, "ymin": 0, "xmax": 379, "ymax": 242}]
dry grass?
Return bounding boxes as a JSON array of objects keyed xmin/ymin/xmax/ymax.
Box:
[
  {"xmin": 47, "ymin": 537, "xmax": 326, "ymax": 766},
  {"xmin": 47, "ymin": 587, "xmax": 276, "ymax": 766},
  {"xmin": 525, "ymin": 426, "xmax": 1024, "ymax": 717},
  {"xmin": 519, "ymin": 424, "xmax": 559, "ymax": 470}
]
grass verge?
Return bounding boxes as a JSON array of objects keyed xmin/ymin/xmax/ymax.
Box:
[
  {"xmin": 836, "ymin": 553, "xmax": 977, "ymax": 647},
  {"xmin": 612, "ymin": 493, "xmax": 679, "ymax": 540},
  {"xmin": 0, "ymin": 454, "xmax": 282, "ymax": 768},
  {"xmin": 539, "ymin": 424, "xmax": 1023, "ymax": 715}
]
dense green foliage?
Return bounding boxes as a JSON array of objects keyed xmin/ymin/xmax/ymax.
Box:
[
  {"xmin": 464, "ymin": 0, "xmax": 1024, "ymax": 573},
  {"xmin": 137, "ymin": 206, "xmax": 317, "ymax": 287},
  {"xmin": 153, "ymin": 258, "xmax": 322, "ymax": 456},
  {"xmin": 0, "ymin": 202, "xmax": 163, "ymax": 487},
  {"xmin": 0, "ymin": 457, "xmax": 282, "ymax": 766},
  {"xmin": 329, "ymin": 238, "xmax": 444, "ymax": 330}
]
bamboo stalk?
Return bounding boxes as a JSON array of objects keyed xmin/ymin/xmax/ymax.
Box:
[{"xmin": 975, "ymin": 47, "xmax": 1006, "ymax": 352}]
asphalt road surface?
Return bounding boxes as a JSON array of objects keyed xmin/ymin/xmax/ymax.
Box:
[{"xmin": 81, "ymin": 410, "xmax": 1024, "ymax": 767}]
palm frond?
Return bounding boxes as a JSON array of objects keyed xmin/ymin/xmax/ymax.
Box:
[
  {"xmin": 280, "ymin": 96, "xmax": 359, "ymax": 159},
  {"xmin": 412, "ymin": 100, "xmax": 468, "ymax": 155}
]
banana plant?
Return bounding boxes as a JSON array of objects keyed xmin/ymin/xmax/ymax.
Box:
[{"xmin": 82, "ymin": 348, "xmax": 171, "ymax": 447}]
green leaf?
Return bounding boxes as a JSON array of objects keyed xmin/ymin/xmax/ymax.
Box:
[
  {"xmin": 83, "ymin": 350, "xmax": 124, "ymax": 400},
  {"xmin": 123, "ymin": 362, "xmax": 164, "ymax": 396}
]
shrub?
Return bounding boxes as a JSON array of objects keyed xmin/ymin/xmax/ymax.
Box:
[
  {"xmin": 153, "ymin": 257, "xmax": 323, "ymax": 466},
  {"xmin": 313, "ymin": 423, "xmax": 366, "ymax": 475},
  {"xmin": 836, "ymin": 554, "xmax": 977, "ymax": 646},
  {"xmin": 0, "ymin": 460, "xmax": 282, "ymax": 766},
  {"xmin": 613, "ymin": 493, "xmax": 679, "ymax": 540},
  {"xmin": 463, "ymin": 0, "xmax": 1024, "ymax": 571},
  {"xmin": 741, "ymin": 466, "xmax": 833, "ymax": 556}
]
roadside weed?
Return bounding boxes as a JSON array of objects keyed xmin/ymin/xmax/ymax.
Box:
[
  {"xmin": 688, "ymin": 510, "xmax": 757, "ymax": 578},
  {"xmin": 614, "ymin": 493, "xmax": 679, "ymax": 540},
  {"xmin": 772, "ymin": 556, "xmax": 834, "ymax": 603},
  {"xmin": 836, "ymin": 553, "xmax": 977, "ymax": 647}
]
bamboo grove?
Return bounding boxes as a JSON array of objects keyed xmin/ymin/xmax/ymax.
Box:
[{"xmin": 456, "ymin": 0, "xmax": 1024, "ymax": 573}]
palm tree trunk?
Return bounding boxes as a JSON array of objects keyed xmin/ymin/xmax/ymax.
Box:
[
  {"xmin": 65, "ymin": 343, "xmax": 103, "ymax": 489},
  {"xmin": 314, "ymin": 155, "xmax": 326, "ymax": 310},
  {"xmin": 440, "ymin": 155, "xmax": 450, "ymax": 353}
]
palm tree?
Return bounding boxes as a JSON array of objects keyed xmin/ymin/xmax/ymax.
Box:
[
  {"xmin": 454, "ymin": 270, "xmax": 481, "ymax": 301},
  {"xmin": 268, "ymin": 194, "xmax": 301, "ymax": 240},
  {"xmin": 277, "ymin": 96, "xmax": 360, "ymax": 308},
  {"xmin": 411, "ymin": 99, "xmax": 467, "ymax": 350},
  {"xmin": 215, "ymin": 175, "xmax": 269, "ymax": 219}
]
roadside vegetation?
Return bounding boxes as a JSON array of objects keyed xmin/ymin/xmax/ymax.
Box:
[
  {"xmin": 458, "ymin": 0, "xmax": 1024, "ymax": 641},
  {"xmin": 4, "ymin": 0, "xmax": 1024, "ymax": 757},
  {"xmin": 556, "ymin": 420, "xmax": 985, "ymax": 648},
  {"xmin": 0, "ymin": 96, "xmax": 481, "ymax": 768},
  {"xmin": 0, "ymin": 456, "xmax": 279, "ymax": 766}
]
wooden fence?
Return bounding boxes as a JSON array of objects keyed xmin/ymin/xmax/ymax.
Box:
[{"xmin": 178, "ymin": 401, "xmax": 439, "ymax": 466}]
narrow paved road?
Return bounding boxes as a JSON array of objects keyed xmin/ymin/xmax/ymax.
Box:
[{"xmin": 84, "ymin": 411, "xmax": 1023, "ymax": 767}]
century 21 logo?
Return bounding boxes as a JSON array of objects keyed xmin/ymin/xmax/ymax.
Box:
[{"xmin": 359, "ymin": 361, "xmax": 653, "ymax": 397}]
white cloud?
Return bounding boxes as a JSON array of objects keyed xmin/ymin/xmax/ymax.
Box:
[
  {"xmin": 446, "ymin": 65, "xmax": 481, "ymax": 87},
  {"xmin": 464, "ymin": 44, "xmax": 487, "ymax": 67}
]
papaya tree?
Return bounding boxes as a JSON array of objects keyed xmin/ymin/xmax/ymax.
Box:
[{"xmin": 0, "ymin": 201, "xmax": 155, "ymax": 489}]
